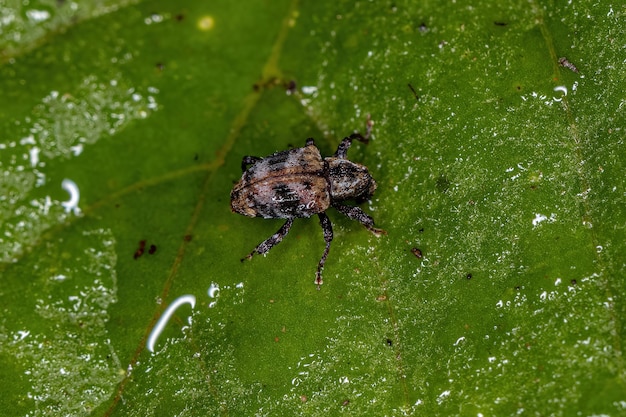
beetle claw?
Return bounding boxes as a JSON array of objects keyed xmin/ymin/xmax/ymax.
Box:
[
  {"xmin": 315, "ymin": 273, "xmax": 323, "ymax": 289},
  {"xmin": 370, "ymin": 227, "xmax": 387, "ymax": 237}
]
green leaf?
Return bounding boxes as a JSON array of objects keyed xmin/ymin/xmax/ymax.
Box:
[{"xmin": 1, "ymin": 0, "xmax": 625, "ymax": 416}]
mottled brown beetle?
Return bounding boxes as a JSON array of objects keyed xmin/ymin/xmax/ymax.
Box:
[{"xmin": 230, "ymin": 133, "xmax": 384, "ymax": 287}]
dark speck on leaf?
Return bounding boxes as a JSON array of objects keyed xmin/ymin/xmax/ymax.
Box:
[
  {"xmin": 408, "ymin": 83, "xmax": 419, "ymax": 101},
  {"xmin": 285, "ymin": 80, "xmax": 297, "ymax": 95},
  {"xmin": 148, "ymin": 244, "xmax": 157, "ymax": 254},
  {"xmin": 134, "ymin": 240, "xmax": 146, "ymax": 259},
  {"xmin": 436, "ymin": 174, "xmax": 451, "ymax": 193}
]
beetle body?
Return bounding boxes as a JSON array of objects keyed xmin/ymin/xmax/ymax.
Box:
[
  {"xmin": 230, "ymin": 134, "xmax": 383, "ymax": 287},
  {"xmin": 230, "ymin": 142, "xmax": 330, "ymax": 219}
]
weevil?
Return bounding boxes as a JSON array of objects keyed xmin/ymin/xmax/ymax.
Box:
[{"xmin": 230, "ymin": 133, "xmax": 384, "ymax": 287}]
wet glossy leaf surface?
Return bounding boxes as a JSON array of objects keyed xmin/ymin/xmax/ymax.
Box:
[{"xmin": 1, "ymin": 0, "xmax": 625, "ymax": 415}]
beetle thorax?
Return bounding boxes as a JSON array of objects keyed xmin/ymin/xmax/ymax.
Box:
[{"xmin": 325, "ymin": 157, "xmax": 377, "ymax": 201}]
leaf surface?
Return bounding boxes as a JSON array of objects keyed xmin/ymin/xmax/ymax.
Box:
[{"xmin": 0, "ymin": 0, "xmax": 624, "ymax": 416}]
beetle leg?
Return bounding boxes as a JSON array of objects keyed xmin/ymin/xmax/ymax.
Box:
[
  {"xmin": 333, "ymin": 133, "xmax": 369, "ymax": 159},
  {"xmin": 241, "ymin": 156, "xmax": 262, "ymax": 172},
  {"xmin": 316, "ymin": 213, "xmax": 333, "ymax": 288},
  {"xmin": 242, "ymin": 219, "xmax": 294, "ymax": 261},
  {"xmin": 332, "ymin": 203, "xmax": 387, "ymax": 236}
]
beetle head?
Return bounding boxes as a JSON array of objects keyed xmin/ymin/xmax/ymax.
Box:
[{"xmin": 326, "ymin": 157, "xmax": 377, "ymax": 202}]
